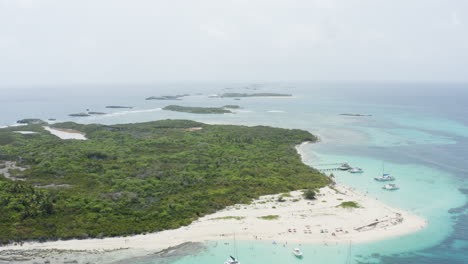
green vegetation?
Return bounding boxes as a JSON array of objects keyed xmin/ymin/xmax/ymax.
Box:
[
  {"xmin": 163, "ymin": 105, "xmax": 232, "ymax": 114},
  {"xmin": 209, "ymin": 216, "xmax": 245, "ymax": 221},
  {"xmin": 221, "ymin": 93, "xmax": 292, "ymax": 98},
  {"xmin": 277, "ymin": 193, "xmax": 291, "ymax": 202},
  {"xmin": 303, "ymin": 189, "xmax": 317, "ymax": 200},
  {"xmin": 337, "ymin": 201, "xmax": 361, "ymax": 208},
  {"xmin": 0, "ymin": 120, "xmax": 328, "ymax": 243},
  {"xmin": 16, "ymin": 119, "xmax": 46, "ymax": 125},
  {"xmin": 257, "ymin": 215, "xmax": 279, "ymax": 220}
]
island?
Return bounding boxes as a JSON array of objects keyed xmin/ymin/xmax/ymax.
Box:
[
  {"xmin": 220, "ymin": 93, "xmax": 292, "ymax": 98},
  {"xmin": 340, "ymin": 113, "xmax": 373, "ymax": 117},
  {"xmin": 69, "ymin": 112, "xmax": 90, "ymax": 117},
  {"xmin": 0, "ymin": 120, "xmax": 327, "ymax": 243},
  {"xmin": 105, "ymin": 106, "xmax": 133, "ymax": 109},
  {"xmin": 146, "ymin": 94, "xmax": 189, "ymax": 100},
  {"xmin": 223, "ymin": 105, "xmax": 241, "ymax": 109},
  {"xmin": 16, "ymin": 119, "xmax": 47, "ymax": 125},
  {"xmin": 162, "ymin": 105, "xmax": 233, "ymax": 114}
]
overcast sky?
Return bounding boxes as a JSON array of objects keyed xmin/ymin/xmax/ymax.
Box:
[{"xmin": 0, "ymin": 0, "xmax": 467, "ymax": 86}]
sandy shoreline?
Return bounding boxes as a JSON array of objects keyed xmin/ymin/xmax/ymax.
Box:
[
  {"xmin": 0, "ymin": 141, "xmax": 427, "ymax": 255},
  {"xmin": 0, "ymin": 184, "xmax": 427, "ymax": 253},
  {"xmin": 43, "ymin": 126, "xmax": 87, "ymax": 140}
]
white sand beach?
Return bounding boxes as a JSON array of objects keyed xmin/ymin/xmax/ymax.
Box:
[
  {"xmin": 1, "ymin": 184, "xmax": 427, "ymax": 252},
  {"xmin": 43, "ymin": 126, "xmax": 87, "ymax": 140},
  {"xmin": 13, "ymin": 131, "xmax": 38, "ymax": 134}
]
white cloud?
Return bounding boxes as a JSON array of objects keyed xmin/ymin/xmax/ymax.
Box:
[
  {"xmin": 0, "ymin": 0, "xmax": 467, "ymax": 85},
  {"xmin": 199, "ymin": 23, "xmax": 230, "ymax": 40},
  {"xmin": 451, "ymin": 12, "xmax": 461, "ymax": 26}
]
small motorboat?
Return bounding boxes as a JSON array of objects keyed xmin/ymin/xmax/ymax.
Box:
[
  {"xmin": 374, "ymin": 174, "xmax": 395, "ymax": 181},
  {"xmin": 293, "ymin": 248, "xmax": 303, "ymax": 258},
  {"xmin": 224, "ymin": 256, "xmax": 239, "ymax": 264},
  {"xmin": 338, "ymin": 163, "xmax": 352, "ymax": 170},
  {"xmin": 383, "ymin": 184, "xmax": 399, "ymax": 190},
  {"xmin": 349, "ymin": 167, "xmax": 363, "ymax": 173}
]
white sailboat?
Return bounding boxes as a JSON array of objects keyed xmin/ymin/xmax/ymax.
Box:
[
  {"xmin": 349, "ymin": 167, "xmax": 363, "ymax": 173},
  {"xmin": 374, "ymin": 162, "xmax": 395, "ymax": 181},
  {"xmin": 224, "ymin": 256, "xmax": 239, "ymax": 264},
  {"xmin": 224, "ymin": 233, "xmax": 240, "ymax": 264},
  {"xmin": 293, "ymin": 248, "xmax": 303, "ymax": 258},
  {"xmin": 383, "ymin": 183, "xmax": 399, "ymax": 190}
]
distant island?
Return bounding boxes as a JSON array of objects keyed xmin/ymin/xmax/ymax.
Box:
[
  {"xmin": 69, "ymin": 111, "xmax": 106, "ymax": 117},
  {"xmin": 105, "ymin": 106, "xmax": 133, "ymax": 109},
  {"xmin": 220, "ymin": 93, "xmax": 292, "ymax": 98},
  {"xmin": 223, "ymin": 105, "xmax": 241, "ymax": 109},
  {"xmin": 0, "ymin": 120, "xmax": 327, "ymax": 243},
  {"xmin": 163, "ymin": 105, "xmax": 233, "ymax": 114},
  {"xmin": 146, "ymin": 94, "xmax": 189, "ymax": 100},
  {"xmin": 69, "ymin": 113, "xmax": 90, "ymax": 117},
  {"xmin": 16, "ymin": 118, "xmax": 46, "ymax": 125},
  {"xmin": 340, "ymin": 113, "xmax": 373, "ymax": 117}
]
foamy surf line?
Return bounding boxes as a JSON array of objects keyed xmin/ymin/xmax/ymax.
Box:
[
  {"xmin": 90, "ymin": 108, "xmax": 163, "ymax": 118},
  {"xmin": 1, "ymin": 123, "xmax": 27, "ymax": 128}
]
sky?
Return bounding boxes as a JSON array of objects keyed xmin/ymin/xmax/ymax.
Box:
[{"xmin": 0, "ymin": 0, "xmax": 467, "ymax": 86}]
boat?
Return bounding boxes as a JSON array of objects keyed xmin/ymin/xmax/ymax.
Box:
[
  {"xmin": 383, "ymin": 183, "xmax": 399, "ymax": 190},
  {"xmin": 338, "ymin": 163, "xmax": 352, "ymax": 170},
  {"xmin": 349, "ymin": 167, "xmax": 363, "ymax": 173},
  {"xmin": 224, "ymin": 233, "xmax": 240, "ymax": 264},
  {"xmin": 374, "ymin": 173, "xmax": 395, "ymax": 181},
  {"xmin": 224, "ymin": 256, "xmax": 240, "ymax": 264},
  {"xmin": 374, "ymin": 162, "xmax": 395, "ymax": 181},
  {"xmin": 293, "ymin": 248, "xmax": 303, "ymax": 258}
]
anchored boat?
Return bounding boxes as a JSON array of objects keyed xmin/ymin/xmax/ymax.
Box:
[
  {"xmin": 293, "ymin": 248, "xmax": 303, "ymax": 258},
  {"xmin": 383, "ymin": 183, "xmax": 399, "ymax": 190},
  {"xmin": 349, "ymin": 167, "xmax": 363, "ymax": 173},
  {"xmin": 374, "ymin": 173, "xmax": 395, "ymax": 181},
  {"xmin": 224, "ymin": 233, "xmax": 240, "ymax": 264},
  {"xmin": 338, "ymin": 163, "xmax": 352, "ymax": 170},
  {"xmin": 224, "ymin": 256, "xmax": 240, "ymax": 264}
]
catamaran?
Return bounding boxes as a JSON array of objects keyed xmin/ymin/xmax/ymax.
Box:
[
  {"xmin": 374, "ymin": 162, "xmax": 395, "ymax": 181},
  {"xmin": 293, "ymin": 248, "xmax": 303, "ymax": 258},
  {"xmin": 374, "ymin": 173, "xmax": 395, "ymax": 181}
]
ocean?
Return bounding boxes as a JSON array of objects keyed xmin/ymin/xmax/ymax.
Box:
[{"xmin": 1, "ymin": 82, "xmax": 467, "ymax": 264}]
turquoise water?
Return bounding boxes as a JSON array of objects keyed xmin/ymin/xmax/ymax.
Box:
[{"xmin": 1, "ymin": 83, "xmax": 467, "ymax": 263}]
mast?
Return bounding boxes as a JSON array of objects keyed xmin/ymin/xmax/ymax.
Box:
[
  {"xmin": 346, "ymin": 240, "xmax": 352, "ymax": 264},
  {"xmin": 234, "ymin": 232, "xmax": 239, "ymax": 260}
]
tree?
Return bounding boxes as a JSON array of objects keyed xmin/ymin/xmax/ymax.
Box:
[{"xmin": 304, "ymin": 189, "xmax": 316, "ymax": 200}]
